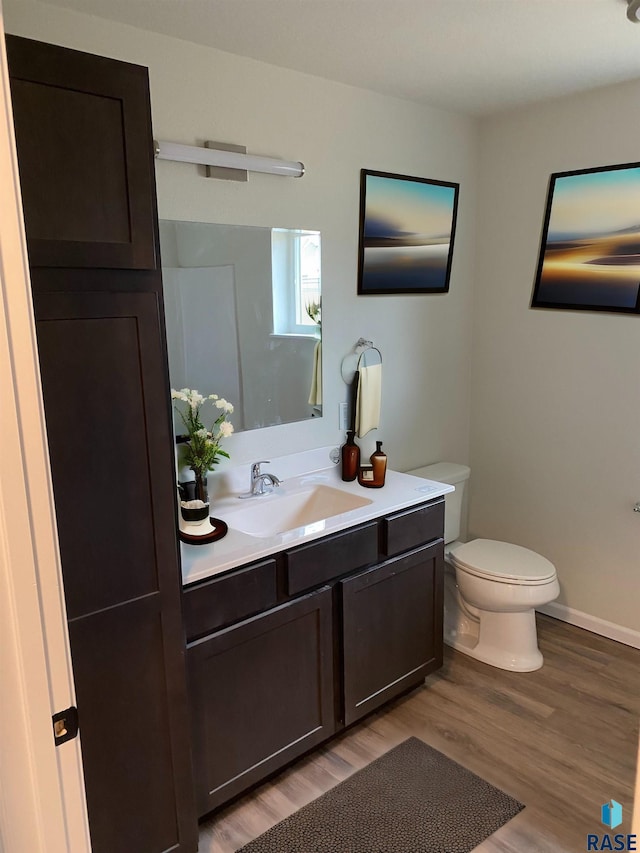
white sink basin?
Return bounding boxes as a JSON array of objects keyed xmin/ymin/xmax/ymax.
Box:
[{"xmin": 225, "ymin": 484, "xmax": 372, "ymax": 538}]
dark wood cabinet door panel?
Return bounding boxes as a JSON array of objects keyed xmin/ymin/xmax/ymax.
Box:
[
  {"xmin": 284, "ymin": 522, "xmax": 378, "ymax": 595},
  {"xmin": 34, "ymin": 291, "xmax": 179, "ymax": 619},
  {"xmin": 6, "ymin": 35, "xmax": 156, "ymax": 269},
  {"xmin": 183, "ymin": 559, "xmax": 278, "ymax": 641},
  {"xmin": 188, "ymin": 587, "xmax": 335, "ymax": 815},
  {"xmin": 69, "ymin": 594, "xmax": 197, "ymax": 853},
  {"xmin": 341, "ymin": 540, "xmax": 444, "ymax": 725},
  {"xmin": 382, "ymin": 499, "xmax": 444, "ymax": 557}
]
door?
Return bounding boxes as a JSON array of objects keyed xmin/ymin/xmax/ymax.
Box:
[
  {"xmin": 188, "ymin": 587, "xmax": 335, "ymax": 815},
  {"xmin": 33, "ymin": 289, "xmax": 197, "ymax": 853},
  {"xmin": 6, "ymin": 35, "xmax": 157, "ymax": 270},
  {"xmin": 341, "ymin": 540, "xmax": 444, "ymax": 725}
]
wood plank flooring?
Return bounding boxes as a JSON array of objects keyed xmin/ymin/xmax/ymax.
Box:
[{"xmin": 198, "ymin": 615, "xmax": 639, "ymax": 852}]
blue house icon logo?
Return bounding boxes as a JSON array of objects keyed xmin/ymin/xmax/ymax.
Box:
[{"xmin": 601, "ymin": 800, "xmax": 623, "ymax": 830}]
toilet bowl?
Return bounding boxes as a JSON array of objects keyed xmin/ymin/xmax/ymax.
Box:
[
  {"xmin": 445, "ymin": 539, "xmax": 559, "ymax": 671},
  {"xmin": 408, "ymin": 463, "xmax": 559, "ymax": 672}
]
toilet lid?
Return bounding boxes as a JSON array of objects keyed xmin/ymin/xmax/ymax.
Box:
[{"xmin": 450, "ymin": 539, "xmax": 556, "ymax": 583}]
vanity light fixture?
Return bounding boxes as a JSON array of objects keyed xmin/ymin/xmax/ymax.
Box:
[
  {"xmin": 627, "ymin": 0, "xmax": 640, "ymax": 22},
  {"xmin": 154, "ymin": 139, "xmax": 305, "ymax": 178}
]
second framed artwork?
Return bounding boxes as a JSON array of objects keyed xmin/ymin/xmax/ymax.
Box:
[
  {"xmin": 357, "ymin": 169, "xmax": 459, "ymax": 295},
  {"xmin": 532, "ymin": 161, "xmax": 640, "ymax": 314}
]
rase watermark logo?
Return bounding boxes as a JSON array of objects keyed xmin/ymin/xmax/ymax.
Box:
[{"xmin": 586, "ymin": 799, "xmax": 637, "ymax": 851}]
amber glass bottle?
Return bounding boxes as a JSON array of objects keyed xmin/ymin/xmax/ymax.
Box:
[
  {"xmin": 369, "ymin": 441, "xmax": 387, "ymax": 488},
  {"xmin": 341, "ymin": 430, "xmax": 360, "ymax": 481}
]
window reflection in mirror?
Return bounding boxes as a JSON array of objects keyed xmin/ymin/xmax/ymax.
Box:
[{"xmin": 159, "ymin": 220, "xmax": 322, "ymax": 433}]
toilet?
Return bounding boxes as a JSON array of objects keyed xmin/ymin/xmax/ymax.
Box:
[{"xmin": 408, "ymin": 462, "xmax": 559, "ymax": 672}]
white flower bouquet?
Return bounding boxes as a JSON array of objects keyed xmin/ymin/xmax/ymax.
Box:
[{"xmin": 171, "ymin": 388, "xmax": 234, "ymax": 502}]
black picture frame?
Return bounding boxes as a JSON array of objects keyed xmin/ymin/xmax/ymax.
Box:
[
  {"xmin": 357, "ymin": 169, "xmax": 459, "ymax": 295},
  {"xmin": 531, "ymin": 161, "xmax": 640, "ymax": 315}
]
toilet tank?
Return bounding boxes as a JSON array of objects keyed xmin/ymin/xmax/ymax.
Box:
[{"xmin": 407, "ymin": 462, "xmax": 470, "ymax": 545}]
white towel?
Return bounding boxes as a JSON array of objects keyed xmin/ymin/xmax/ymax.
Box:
[
  {"xmin": 355, "ymin": 362, "xmax": 382, "ymax": 437},
  {"xmin": 308, "ymin": 340, "xmax": 322, "ymax": 405}
]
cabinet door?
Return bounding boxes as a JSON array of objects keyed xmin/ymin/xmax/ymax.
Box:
[
  {"xmin": 34, "ymin": 290, "xmax": 197, "ymax": 852},
  {"xmin": 7, "ymin": 35, "xmax": 157, "ymax": 270},
  {"xmin": 341, "ymin": 540, "xmax": 444, "ymax": 726},
  {"xmin": 188, "ymin": 587, "xmax": 335, "ymax": 815}
]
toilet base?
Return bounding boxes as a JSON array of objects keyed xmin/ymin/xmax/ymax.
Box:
[{"xmin": 443, "ymin": 570, "xmax": 544, "ymax": 672}]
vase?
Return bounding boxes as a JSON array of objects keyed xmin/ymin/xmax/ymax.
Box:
[
  {"xmin": 178, "ymin": 472, "xmax": 210, "ymax": 527},
  {"xmin": 193, "ymin": 472, "xmax": 208, "ymax": 504}
]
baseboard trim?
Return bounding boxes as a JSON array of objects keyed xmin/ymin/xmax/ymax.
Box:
[{"xmin": 537, "ymin": 602, "xmax": 640, "ymax": 650}]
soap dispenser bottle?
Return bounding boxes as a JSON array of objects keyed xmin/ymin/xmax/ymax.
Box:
[
  {"xmin": 341, "ymin": 430, "xmax": 360, "ymax": 481},
  {"xmin": 369, "ymin": 441, "xmax": 387, "ymax": 488}
]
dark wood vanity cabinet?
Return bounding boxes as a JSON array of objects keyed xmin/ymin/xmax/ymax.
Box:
[
  {"xmin": 8, "ymin": 36, "xmax": 197, "ymax": 853},
  {"xmin": 186, "ymin": 498, "xmax": 444, "ymax": 816}
]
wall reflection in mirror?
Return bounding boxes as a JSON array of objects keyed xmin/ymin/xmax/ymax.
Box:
[{"xmin": 159, "ymin": 220, "xmax": 322, "ymax": 432}]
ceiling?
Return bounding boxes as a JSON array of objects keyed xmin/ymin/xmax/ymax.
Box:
[{"xmin": 39, "ymin": 0, "xmax": 640, "ymax": 116}]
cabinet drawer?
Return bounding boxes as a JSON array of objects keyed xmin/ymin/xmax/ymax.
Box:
[
  {"xmin": 382, "ymin": 499, "xmax": 444, "ymax": 557},
  {"xmin": 284, "ymin": 522, "xmax": 378, "ymax": 595},
  {"xmin": 183, "ymin": 559, "xmax": 277, "ymax": 640}
]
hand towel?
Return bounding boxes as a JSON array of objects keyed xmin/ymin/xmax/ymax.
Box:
[
  {"xmin": 355, "ymin": 362, "xmax": 382, "ymax": 437},
  {"xmin": 308, "ymin": 340, "xmax": 322, "ymax": 405}
]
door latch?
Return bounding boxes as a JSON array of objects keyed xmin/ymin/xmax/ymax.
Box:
[{"xmin": 52, "ymin": 706, "xmax": 79, "ymax": 746}]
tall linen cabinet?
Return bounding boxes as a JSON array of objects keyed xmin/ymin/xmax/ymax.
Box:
[{"xmin": 7, "ymin": 35, "xmax": 198, "ymax": 853}]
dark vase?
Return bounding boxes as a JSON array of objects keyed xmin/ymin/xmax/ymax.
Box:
[
  {"xmin": 193, "ymin": 471, "xmax": 208, "ymax": 504},
  {"xmin": 178, "ymin": 472, "xmax": 210, "ymax": 526}
]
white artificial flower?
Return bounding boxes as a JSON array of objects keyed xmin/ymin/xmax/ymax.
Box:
[
  {"xmin": 208, "ymin": 394, "xmax": 219, "ymax": 401},
  {"xmin": 219, "ymin": 421, "xmax": 234, "ymax": 438},
  {"xmin": 189, "ymin": 391, "xmax": 205, "ymax": 410},
  {"xmin": 171, "ymin": 389, "xmax": 188, "ymax": 402},
  {"xmin": 195, "ymin": 428, "xmax": 208, "ymax": 438},
  {"xmin": 214, "ymin": 398, "xmax": 234, "ymax": 414}
]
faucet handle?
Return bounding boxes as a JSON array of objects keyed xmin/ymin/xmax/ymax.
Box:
[{"xmin": 251, "ymin": 460, "xmax": 271, "ymax": 477}]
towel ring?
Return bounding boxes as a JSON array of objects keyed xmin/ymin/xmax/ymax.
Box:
[
  {"xmin": 357, "ymin": 345, "xmax": 382, "ymax": 370},
  {"xmin": 340, "ymin": 338, "xmax": 383, "ymax": 383}
]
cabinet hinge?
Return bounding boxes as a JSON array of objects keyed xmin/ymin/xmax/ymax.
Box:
[{"xmin": 52, "ymin": 706, "xmax": 79, "ymax": 746}]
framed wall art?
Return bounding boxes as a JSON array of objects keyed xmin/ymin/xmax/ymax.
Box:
[
  {"xmin": 532, "ymin": 162, "xmax": 640, "ymax": 314},
  {"xmin": 357, "ymin": 169, "xmax": 459, "ymax": 295}
]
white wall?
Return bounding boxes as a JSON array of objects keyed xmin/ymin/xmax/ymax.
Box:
[
  {"xmin": 5, "ymin": 0, "xmax": 477, "ymax": 473},
  {"xmin": 472, "ymin": 82, "xmax": 640, "ymax": 636}
]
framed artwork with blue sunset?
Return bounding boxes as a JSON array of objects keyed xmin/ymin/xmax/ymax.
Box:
[
  {"xmin": 357, "ymin": 169, "xmax": 459, "ymax": 295},
  {"xmin": 532, "ymin": 162, "xmax": 640, "ymax": 314}
]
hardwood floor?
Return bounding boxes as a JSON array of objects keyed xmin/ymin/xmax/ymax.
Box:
[{"xmin": 198, "ymin": 615, "xmax": 639, "ymax": 852}]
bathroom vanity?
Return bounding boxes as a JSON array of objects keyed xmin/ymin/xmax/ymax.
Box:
[{"xmin": 181, "ymin": 457, "xmax": 452, "ymax": 815}]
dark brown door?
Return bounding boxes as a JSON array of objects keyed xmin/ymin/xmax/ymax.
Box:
[
  {"xmin": 341, "ymin": 540, "xmax": 444, "ymax": 725},
  {"xmin": 188, "ymin": 587, "xmax": 335, "ymax": 815},
  {"xmin": 7, "ymin": 35, "xmax": 157, "ymax": 270},
  {"xmin": 7, "ymin": 35, "xmax": 197, "ymax": 853}
]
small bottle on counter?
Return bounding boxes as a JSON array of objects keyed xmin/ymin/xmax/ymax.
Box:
[
  {"xmin": 361, "ymin": 441, "xmax": 387, "ymax": 488},
  {"xmin": 341, "ymin": 430, "xmax": 360, "ymax": 481}
]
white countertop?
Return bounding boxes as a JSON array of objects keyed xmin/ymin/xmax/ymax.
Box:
[{"xmin": 180, "ymin": 447, "xmax": 453, "ymax": 586}]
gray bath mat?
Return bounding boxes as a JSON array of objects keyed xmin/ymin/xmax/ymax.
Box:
[{"xmin": 237, "ymin": 737, "xmax": 524, "ymax": 853}]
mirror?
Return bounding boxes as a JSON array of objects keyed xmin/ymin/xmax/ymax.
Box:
[{"xmin": 159, "ymin": 220, "xmax": 321, "ymax": 432}]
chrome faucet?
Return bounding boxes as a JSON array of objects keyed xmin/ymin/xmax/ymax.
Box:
[{"xmin": 249, "ymin": 460, "xmax": 281, "ymax": 496}]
